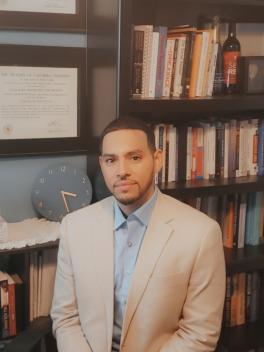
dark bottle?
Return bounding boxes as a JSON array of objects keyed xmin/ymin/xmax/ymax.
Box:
[
  {"xmin": 212, "ymin": 16, "xmax": 224, "ymax": 95},
  {"xmin": 223, "ymin": 22, "xmax": 241, "ymax": 94}
]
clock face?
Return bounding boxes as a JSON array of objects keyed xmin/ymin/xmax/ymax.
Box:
[{"xmin": 31, "ymin": 164, "xmax": 92, "ymax": 221}]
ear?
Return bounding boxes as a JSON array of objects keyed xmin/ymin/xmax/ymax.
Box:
[
  {"xmin": 98, "ymin": 155, "xmax": 103, "ymax": 170},
  {"xmin": 153, "ymin": 149, "xmax": 163, "ymax": 174}
]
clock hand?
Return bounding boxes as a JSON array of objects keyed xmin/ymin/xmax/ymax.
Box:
[
  {"xmin": 60, "ymin": 191, "xmax": 77, "ymax": 213},
  {"xmin": 61, "ymin": 191, "xmax": 70, "ymax": 213},
  {"xmin": 62, "ymin": 191, "xmax": 77, "ymax": 197}
]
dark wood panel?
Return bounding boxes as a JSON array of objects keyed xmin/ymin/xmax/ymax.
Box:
[
  {"xmin": 220, "ymin": 319, "xmax": 264, "ymax": 351},
  {"xmin": 225, "ymin": 245, "xmax": 264, "ymax": 274},
  {"xmin": 160, "ymin": 176, "xmax": 264, "ymax": 198}
]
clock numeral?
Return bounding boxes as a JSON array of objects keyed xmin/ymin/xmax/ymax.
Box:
[
  {"xmin": 60, "ymin": 166, "xmax": 66, "ymax": 173},
  {"xmin": 48, "ymin": 169, "xmax": 53, "ymax": 175},
  {"xmin": 86, "ymin": 190, "xmax": 90, "ymax": 195},
  {"xmin": 39, "ymin": 178, "xmax": 45, "ymax": 184},
  {"xmin": 81, "ymin": 177, "xmax": 86, "ymax": 184}
]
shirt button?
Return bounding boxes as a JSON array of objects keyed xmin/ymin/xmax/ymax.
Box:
[{"xmin": 127, "ymin": 241, "xmax": 133, "ymax": 247}]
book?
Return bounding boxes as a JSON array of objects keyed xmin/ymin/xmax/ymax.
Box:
[
  {"xmin": 131, "ymin": 29, "xmax": 145, "ymax": 97},
  {"xmin": 162, "ymin": 38, "xmax": 176, "ymax": 97},
  {"xmin": 148, "ymin": 32, "xmax": 160, "ymax": 98},
  {"xmin": 154, "ymin": 26, "xmax": 168, "ymax": 98},
  {"xmin": 189, "ymin": 32, "xmax": 203, "ymax": 97},
  {"xmin": 10, "ymin": 273, "xmax": 25, "ymax": 333},
  {"xmin": 134, "ymin": 25, "xmax": 153, "ymax": 98}
]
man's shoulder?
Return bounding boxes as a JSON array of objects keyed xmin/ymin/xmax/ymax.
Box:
[{"xmin": 158, "ymin": 191, "xmax": 216, "ymax": 227}]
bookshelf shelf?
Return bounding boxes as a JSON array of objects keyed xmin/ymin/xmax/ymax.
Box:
[
  {"xmin": 5, "ymin": 316, "xmax": 52, "ymax": 352},
  {"xmin": 225, "ymin": 245, "xmax": 264, "ymax": 274},
  {"xmin": 160, "ymin": 176, "xmax": 264, "ymax": 198},
  {"xmin": 220, "ymin": 319, "xmax": 264, "ymax": 352},
  {"xmin": 124, "ymin": 95, "xmax": 264, "ymax": 122}
]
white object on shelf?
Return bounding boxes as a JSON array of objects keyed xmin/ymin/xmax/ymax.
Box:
[
  {"xmin": 0, "ymin": 214, "xmax": 8, "ymax": 243},
  {"xmin": 0, "ymin": 218, "xmax": 60, "ymax": 250}
]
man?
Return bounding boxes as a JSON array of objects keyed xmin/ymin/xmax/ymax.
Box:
[{"xmin": 51, "ymin": 116, "xmax": 226, "ymax": 352}]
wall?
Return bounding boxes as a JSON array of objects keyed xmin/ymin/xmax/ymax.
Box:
[{"xmin": 0, "ymin": 0, "xmax": 117, "ymax": 222}]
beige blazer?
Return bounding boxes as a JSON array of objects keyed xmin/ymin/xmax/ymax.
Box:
[{"xmin": 51, "ymin": 191, "xmax": 226, "ymax": 352}]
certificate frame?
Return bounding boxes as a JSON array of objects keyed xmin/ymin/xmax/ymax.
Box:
[
  {"xmin": 0, "ymin": 44, "xmax": 89, "ymax": 156},
  {"xmin": 0, "ymin": 0, "xmax": 86, "ymax": 32}
]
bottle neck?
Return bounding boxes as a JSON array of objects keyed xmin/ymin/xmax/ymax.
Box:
[{"xmin": 228, "ymin": 23, "xmax": 236, "ymax": 38}]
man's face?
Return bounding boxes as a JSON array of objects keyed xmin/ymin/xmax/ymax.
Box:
[{"xmin": 99, "ymin": 129, "xmax": 162, "ymax": 214}]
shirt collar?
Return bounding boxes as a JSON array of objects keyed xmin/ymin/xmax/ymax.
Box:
[{"xmin": 114, "ymin": 188, "xmax": 158, "ymax": 230}]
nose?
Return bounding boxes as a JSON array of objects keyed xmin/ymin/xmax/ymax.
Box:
[{"xmin": 117, "ymin": 159, "xmax": 130, "ymax": 178}]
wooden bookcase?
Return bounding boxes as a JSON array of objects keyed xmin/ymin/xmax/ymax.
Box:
[
  {"xmin": 0, "ymin": 241, "xmax": 59, "ymax": 352},
  {"xmin": 118, "ymin": 0, "xmax": 264, "ymax": 351}
]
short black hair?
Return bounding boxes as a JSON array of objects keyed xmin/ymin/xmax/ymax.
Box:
[{"xmin": 99, "ymin": 116, "xmax": 156, "ymax": 154}]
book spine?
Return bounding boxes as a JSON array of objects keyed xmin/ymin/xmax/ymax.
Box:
[
  {"xmin": 154, "ymin": 26, "xmax": 168, "ymax": 98},
  {"xmin": 148, "ymin": 32, "xmax": 160, "ymax": 98},
  {"xmin": 131, "ymin": 29, "xmax": 144, "ymax": 97},
  {"xmin": 162, "ymin": 39, "xmax": 175, "ymax": 97}
]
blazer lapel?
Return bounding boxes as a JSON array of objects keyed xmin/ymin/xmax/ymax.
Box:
[
  {"xmin": 92, "ymin": 197, "xmax": 115, "ymax": 352},
  {"xmin": 121, "ymin": 192, "xmax": 174, "ymax": 342}
]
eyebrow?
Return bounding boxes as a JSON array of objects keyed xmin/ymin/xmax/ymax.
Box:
[{"xmin": 101, "ymin": 149, "xmax": 144, "ymax": 158}]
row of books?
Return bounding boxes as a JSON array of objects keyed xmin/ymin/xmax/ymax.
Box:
[
  {"xmin": 0, "ymin": 271, "xmax": 24, "ymax": 338},
  {"xmin": 153, "ymin": 117, "xmax": 263, "ymax": 183},
  {"xmin": 29, "ymin": 248, "xmax": 57, "ymax": 321},
  {"xmin": 131, "ymin": 24, "xmax": 219, "ymax": 99},
  {"xmin": 223, "ymin": 270, "xmax": 264, "ymax": 328},
  {"xmin": 186, "ymin": 192, "xmax": 264, "ymax": 248}
]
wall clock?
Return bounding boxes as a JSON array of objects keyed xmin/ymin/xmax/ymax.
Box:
[{"xmin": 31, "ymin": 164, "xmax": 92, "ymax": 222}]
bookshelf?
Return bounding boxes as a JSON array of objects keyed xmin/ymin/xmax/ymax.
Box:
[
  {"xmin": 0, "ymin": 241, "xmax": 58, "ymax": 352},
  {"xmin": 118, "ymin": 0, "xmax": 264, "ymax": 351}
]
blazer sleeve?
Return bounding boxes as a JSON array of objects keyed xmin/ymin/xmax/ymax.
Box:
[
  {"xmin": 160, "ymin": 221, "xmax": 226, "ymax": 352},
  {"xmin": 50, "ymin": 217, "xmax": 92, "ymax": 352}
]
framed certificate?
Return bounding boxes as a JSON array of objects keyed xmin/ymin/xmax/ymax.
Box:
[
  {"xmin": 0, "ymin": 0, "xmax": 86, "ymax": 32},
  {"xmin": 0, "ymin": 44, "xmax": 89, "ymax": 155}
]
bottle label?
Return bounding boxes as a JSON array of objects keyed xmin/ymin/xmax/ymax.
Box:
[{"xmin": 224, "ymin": 51, "xmax": 240, "ymax": 85}]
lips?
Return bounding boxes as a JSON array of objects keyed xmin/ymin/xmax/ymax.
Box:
[{"xmin": 114, "ymin": 181, "xmax": 137, "ymax": 188}]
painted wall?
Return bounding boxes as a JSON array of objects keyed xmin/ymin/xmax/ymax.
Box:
[{"xmin": 0, "ymin": 0, "xmax": 117, "ymax": 222}]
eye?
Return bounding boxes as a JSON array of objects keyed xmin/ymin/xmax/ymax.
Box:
[
  {"xmin": 131, "ymin": 155, "xmax": 141, "ymax": 161},
  {"xmin": 105, "ymin": 158, "xmax": 115, "ymax": 164}
]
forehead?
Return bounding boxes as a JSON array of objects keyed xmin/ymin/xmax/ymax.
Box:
[{"xmin": 101, "ymin": 129, "xmax": 149, "ymax": 154}]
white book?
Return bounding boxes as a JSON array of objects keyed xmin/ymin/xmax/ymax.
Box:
[
  {"xmin": 203, "ymin": 122, "xmax": 215, "ymax": 180},
  {"xmin": 224, "ymin": 122, "xmax": 229, "ymax": 178},
  {"xmin": 148, "ymin": 32, "xmax": 160, "ymax": 98},
  {"xmin": 168, "ymin": 125, "xmax": 177, "ymax": 182},
  {"xmin": 172, "ymin": 36, "xmax": 186, "ymax": 97},
  {"xmin": 162, "ymin": 38, "xmax": 175, "ymax": 97},
  {"xmin": 186, "ymin": 126, "xmax": 192, "ymax": 180},
  {"xmin": 196, "ymin": 31, "xmax": 210, "ymax": 97},
  {"xmin": 206, "ymin": 42, "xmax": 219, "ymax": 96},
  {"xmin": 162, "ymin": 125, "xmax": 168, "ymax": 183}
]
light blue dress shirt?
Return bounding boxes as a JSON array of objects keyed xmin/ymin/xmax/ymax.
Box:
[{"xmin": 112, "ymin": 190, "xmax": 158, "ymax": 352}]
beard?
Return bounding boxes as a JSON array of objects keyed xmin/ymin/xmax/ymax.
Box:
[{"xmin": 112, "ymin": 174, "xmax": 155, "ymax": 208}]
